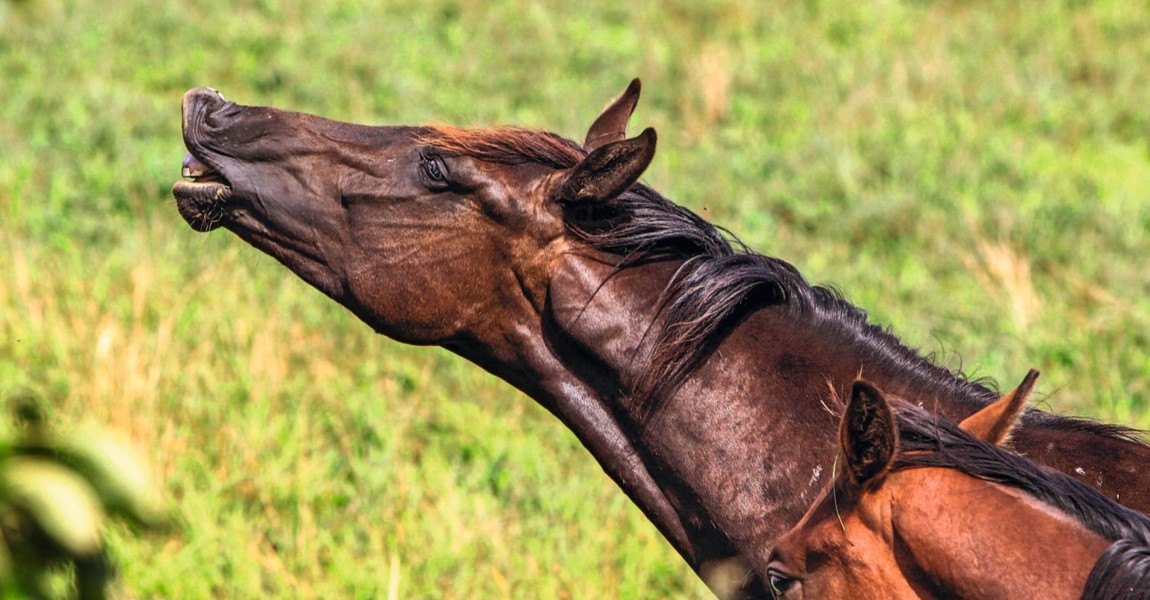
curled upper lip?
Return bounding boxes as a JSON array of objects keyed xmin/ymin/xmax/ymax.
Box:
[
  {"xmin": 181, "ymin": 87, "xmax": 229, "ymax": 163},
  {"xmin": 179, "ymin": 87, "xmax": 234, "ymax": 185}
]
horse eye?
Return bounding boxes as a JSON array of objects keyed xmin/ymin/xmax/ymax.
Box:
[
  {"xmin": 767, "ymin": 569, "xmax": 796, "ymax": 598},
  {"xmin": 422, "ymin": 154, "xmax": 447, "ymax": 183}
]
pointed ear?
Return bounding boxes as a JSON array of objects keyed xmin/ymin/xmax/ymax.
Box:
[
  {"xmin": 959, "ymin": 369, "xmax": 1039, "ymax": 446},
  {"xmin": 556, "ymin": 128, "xmax": 656, "ymax": 205},
  {"xmin": 841, "ymin": 380, "xmax": 898, "ymax": 488},
  {"xmin": 584, "ymin": 78, "xmax": 642, "ymax": 151}
]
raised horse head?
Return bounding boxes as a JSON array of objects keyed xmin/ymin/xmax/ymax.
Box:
[{"xmin": 173, "ymin": 82, "xmax": 654, "ymax": 349}]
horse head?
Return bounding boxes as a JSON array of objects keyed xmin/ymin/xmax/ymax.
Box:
[
  {"xmin": 173, "ymin": 82, "xmax": 654, "ymax": 348},
  {"xmin": 764, "ymin": 371, "xmax": 1116, "ymax": 599}
]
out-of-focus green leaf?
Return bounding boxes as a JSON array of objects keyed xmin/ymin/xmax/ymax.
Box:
[
  {"xmin": 0, "ymin": 457, "xmax": 105, "ymax": 558},
  {"xmin": 0, "ymin": 531, "xmax": 12, "ymax": 584},
  {"xmin": 56, "ymin": 432, "xmax": 164, "ymax": 528}
]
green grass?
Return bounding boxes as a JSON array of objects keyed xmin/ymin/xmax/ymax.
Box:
[{"xmin": 3, "ymin": 0, "xmax": 1150, "ymax": 597}]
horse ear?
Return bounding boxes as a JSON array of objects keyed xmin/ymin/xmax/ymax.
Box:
[
  {"xmin": 584, "ymin": 78, "xmax": 642, "ymax": 151},
  {"xmin": 556, "ymin": 127, "xmax": 656, "ymax": 205},
  {"xmin": 841, "ymin": 380, "xmax": 898, "ymax": 488},
  {"xmin": 959, "ymin": 369, "xmax": 1039, "ymax": 446}
]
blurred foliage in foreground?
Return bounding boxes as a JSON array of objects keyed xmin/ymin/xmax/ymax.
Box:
[{"xmin": 0, "ymin": 398, "xmax": 163, "ymax": 599}]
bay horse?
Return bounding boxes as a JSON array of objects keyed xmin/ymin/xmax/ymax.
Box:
[
  {"xmin": 172, "ymin": 80, "xmax": 1150, "ymax": 597},
  {"xmin": 767, "ymin": 371, "xmax": 1150, "ymax": 599}
]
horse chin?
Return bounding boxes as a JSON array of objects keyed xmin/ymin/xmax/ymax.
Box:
[{"xmin": 172, "ymin": 180, "xmax": 233, "ymax": 232}]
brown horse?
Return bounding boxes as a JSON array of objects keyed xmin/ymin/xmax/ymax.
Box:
[
  {"xmin": 172, "ymin": 80, "xmax": 1150, "ymax": 597},
  {"xmin": 767, "ymin": 372, "xmax": 1150, "ymax": 599}
]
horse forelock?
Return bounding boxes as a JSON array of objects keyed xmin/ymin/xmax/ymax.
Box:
[
  {"xmin": 420, "ymin": 125, "xmax": 585, "ymax": 169},
  {"xmin": 893, "ymin": 405, "xmax": 1150, "ymax": 549}
]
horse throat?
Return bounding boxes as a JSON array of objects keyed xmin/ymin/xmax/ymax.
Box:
[{"xmin": 547, "ymin": 253, "xmax": 679, "ymax": 399}]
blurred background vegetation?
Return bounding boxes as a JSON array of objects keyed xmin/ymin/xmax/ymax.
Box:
[{"xmin": 2, "ymin": 0, "xmax": 1149, "ymax": 597}]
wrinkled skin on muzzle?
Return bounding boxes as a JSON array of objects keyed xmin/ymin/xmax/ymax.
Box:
[{"xmin": 172, "ymin": 89, "xmax": 235, "ymax": 232}]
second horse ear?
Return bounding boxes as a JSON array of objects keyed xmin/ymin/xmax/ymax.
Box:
[
  {"xmin": 584, "ymin": 78, "xmax": 642, "ymax": 151},
  {"xmin": 841, "ymin": 380, "xmax": 898, "ymax": 488},
  {"xmin": 959, "ymin": 369, "xmax": 1040, "ymax": 446},
  {"xmin": 555, "ymin": 127, "xmax": 657, "ymax": 206}
]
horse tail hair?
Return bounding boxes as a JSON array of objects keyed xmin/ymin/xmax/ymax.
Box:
[{"xmin": 1081, "ymin": 538, "xmax": 1150, "ymax": 600}]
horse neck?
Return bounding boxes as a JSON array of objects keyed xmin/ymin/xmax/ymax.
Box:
[
  {"xmin": 547, "ymin": 254, "xmax": 878, "ymax": 568},
  {"xmin": 442, "ymin": 285, "xmax": 747, "ymax": 587},
  {"xmin": 887, "ymin": 468, "xmax": 1109, "ymax": 599},
  {"xmin": 670, "ymin": 285, "xmax": 1150, "ymax": 535},
  {"xmin": 550, "ymin": 250, "xmax": 992, "ymax": 416},
  {"xmin": 544, "ymin": 250, "xmax": 1150, "ymax": 579}
]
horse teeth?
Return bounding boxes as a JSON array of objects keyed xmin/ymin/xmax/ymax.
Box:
[{"xmin": 182, "ymin": 153, "xmax": 209, "ymax": 180}]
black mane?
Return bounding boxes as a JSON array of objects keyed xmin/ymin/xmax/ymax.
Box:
[
  {"xmin": 894, "ymin": 405, "xmax": 1150, "ymax": 545},
  {"xmin": 892, "ymin": 405, "xmax": 1150, "ymax": 599},
  {"xmin": 1083, "ymin": 539, "xmax": 1150, "ymax": 600},
  {"xmin": 565, "ymin": 181, "xmax": 1000, "ymax": 419}
]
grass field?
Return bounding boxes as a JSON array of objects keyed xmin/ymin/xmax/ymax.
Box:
[{"xmin": 3, "ymin": 0, "xmax": 1150, "ymax": 597}]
